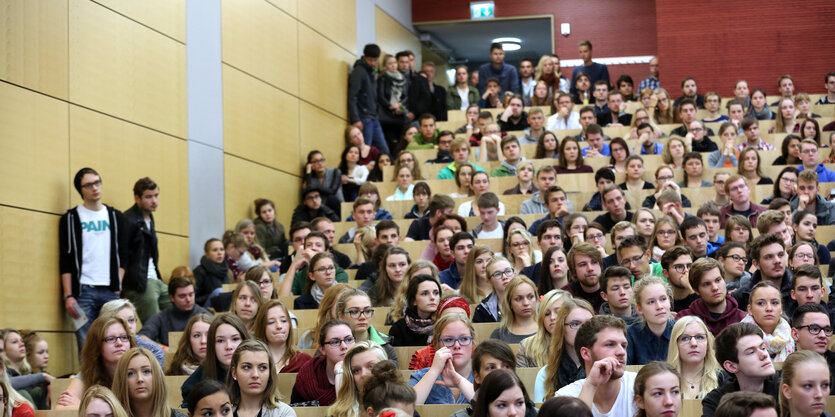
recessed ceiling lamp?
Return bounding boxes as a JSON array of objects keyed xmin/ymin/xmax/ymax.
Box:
[{"xmin": 492, "ymin": 37, "xmax": 521, "ymax": 51}]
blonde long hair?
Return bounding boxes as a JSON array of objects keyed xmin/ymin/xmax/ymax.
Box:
[
  {"xmin": 459, "ymin": 245, "xmax": 494, "ymax": 304},
  {"xmin": 666, "ymin": 316, "xmax": 720, "ymax": 399},
  {"xmin": 544, "ymin": 298, "xmax": 594, "ymax": 397},
  {"xmin": 499, "ymin": 276, "xmax": 539, "ymax": 330},
  {"xmin": 78, "ymin": 385, "xmax": 129, "ymax": 417},
  {"xmin": 112, "ymin": 348, "xmax": 171, "ymax": 417},
  {"xmin": 327, "ymin": 341, "xmax": 388, "ymax": 417},
  {"xmin": 504, "ymin": 229, "xmax": 536, "ymax": 268},
  {"xmin": 1, "ymin": 330, "xmax": 31, "ymax": 375},
  {"xmin": 519, "ymin": 289, "xmax": 570, "ymax": 367}
]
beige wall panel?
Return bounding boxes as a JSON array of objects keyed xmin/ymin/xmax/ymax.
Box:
[
  {"xmin": 92, "ymin": 0, "xmax": 186, "ymax": 42},
  {"xmin": 0, "ymin": 82, "xmax": 70, "ymax": 214},
  {"xmin": 68, "ymin": 106, "xmax": 189, "ymax": 235},
  {"xmin": 222, "ymin": 0, "xmax": 298, "ymax": 95},
  {"xmin": 298, "ymin": 0, "xmax": 355, "ymax": 54},
  {"xmin": 69, "ymin": 0, "xmax": 187, "ymax": 138},
  {"xmin": 0, "ymin": 0, "xmax": 69, "ymax": 99},
  {"xmin": 374, "ymin": 7, "xmax": 421, "ymax": 64},
  {"xmin": 299, "ymin": 101, "xmax": 347, "ymax": 168},
  {"xmin": 224, "ymin": 155, "xmax": 302, "ymax": 230},
  {"xmin": 298, "ymin": 25, "xmax": 353, "ymax": 119},
  {"xmin": 0, "ymin": 207, "xmax": 66, "ymax": 331},
  {"xmin": 222, "ymin": 65, "xmax": 300, "ymax": 171},
  {"xmin": 266, "ymin": 0, "xmax": 296, "ymax": 18},
  {"xmin": 157, "ymin": 233, "xmax": 190, "ymax": 279}
]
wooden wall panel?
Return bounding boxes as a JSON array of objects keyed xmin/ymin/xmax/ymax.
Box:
[
  {"xmin": 0, "ymin": 207, "xmax": 65, "ymax": 330},
  {"xmin": 297, "ymin": 25, "xmax": 354, "ymax": 120},
  {"xmin": 221, "ymin": 0, "xmax": 298, "ymax": 95},
  {"xmin": 375, "ymin": 6, "xmax": 422, "ymax": 63},
  {"xmin": 0, "ymin": 82, "xmax": 70, "ymax": 214},
  {"xmin": 68, "ymin": 0, "xmax": 187, "ymax": 138},
  {"xmin": 92, "ymin": 0, "xmax": 186, "ymax": 42},
  {"xmin": 222, "ymin": 65, "xmax": 300, "ymax": 172},
  {"xmin": 68, "ymin": 106, "xmax": 189, "ymax": 236},
  {"xmin": 157, "ymin": 233, "xmax": 190, "ymax": 280},
  {"xmin": 223, "ymin": 155, "xmax": 302, "ymax": 231},
  {"xmin": 299, "ymin": 101, "xmax": 348, "ymax": 167},
  {"xmin": 297, "ymin": 0, "xmax": 356, "ymax": 54},
  {"xmin": 0, "ymin": 0, "xmax": 69, "ymax": 99},
  {"xmin": 266, "ymin": 0, "xmax": 296, "ymax": 18}
]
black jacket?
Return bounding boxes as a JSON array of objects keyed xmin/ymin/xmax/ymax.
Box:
[
  {"xmin": 291, "ymin": 204, "xmax": 339, "ymax": 225},
  {"xmin": 122, "ymin": 204, "xmax": 160, "ymax": 293},
  {"xmin": 59, "ymin": 205, "xmax": 126, "ymax": 297},
  {"xmin": 347, "ymin": 58, "xmax": 378, "ymax": 123},
  {"xmin": 733, "ymin": 269, "xmax": 793, "ymax": 311},
  {"xmin": 193, "ymin": 256, "xmax": 230, "ymax": 306},
  {"xmin": 701, "ymin": 373, "xmax": 781, "ymax": 417},
  {"xmin": 407, "ymin": 71, "xmax": 432, "ymax": 118}
]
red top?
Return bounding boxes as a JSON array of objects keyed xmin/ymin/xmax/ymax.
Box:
[
  {"xmin": 279, "ymin": 351, "xmax": 313, "ymax": 373},
  {"xmin": 13, "ymin": 403, "xmax": 34, "ymax": 417},
  {"xmin": 433, "ymin": 252, "xmax": 453, "ymax": 272}
]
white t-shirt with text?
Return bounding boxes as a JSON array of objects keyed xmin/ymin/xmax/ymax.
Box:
[{"xmin": 77, "ymin": 205, "xmax": 112, "ymax": 286}]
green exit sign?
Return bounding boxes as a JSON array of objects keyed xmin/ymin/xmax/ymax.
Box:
[{"xmin": 471, "ymin": 1, "xmax": 494, "ymax": 19}]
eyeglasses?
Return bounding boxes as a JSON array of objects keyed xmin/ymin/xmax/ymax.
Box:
[
  {"xmin": 323, "ymin": 336, "xmax": 355, "ymax": 347},
  {"xmin": 797, "ymin": 324, "xmax": 834, "ymax": 336},
  {"xmin": 258, "ymin": 279, "xmax": 273, "ymax": 287},
  {"xmin": 794, "ymin": 253, "xmax": 815, "ymax": 260},
  {"xmin": 311, "ymin": 158, "xmax": 326, "ymax": 164},
  {"xmin": 726, "ymin": 254, "xmax": 748, "ymax": 263},
  {"xmin": 490, "ymin": 268, "xmax": 515, "ymax": 279},
  {"xmin": 511, "ymin": 241, "xmax": 530, "ymax": 249},
  {"xmin": 565, "ymin": 321, "xmax": 584, "ymax": 330},
  {"xmin": 399, "ymin": 158, "xmax": 414, "ymax": 163},
  {"xmin": 678, "ymin": 334, "xmax": 707, "ymax": 344},
  {"xmin": 587, "ymin": 233, "xmax": 605, "ymax": 241},
  {"xmin": 620, "ymin": 254, "xmax": 645, "ymax": 267},
  {"xmin": 104, "ymin": 334, "xmax": 130, "ymax": 344},
  {"xmin": 728, "ymin": 184, "xmax": 748, "ymax": 193},
  {"xmin": 439, "ymin": 336, "xmax": 474, "ymax": 347},
  {"xmin": 343, "ymin": 309, "xmax": 375, "ymax": 319},
  {"xmin": 81, "ymin": 179, "xmax": 102, "ymax": 189},
  {"xmin": 672, "ymin": 263, "xmax": 693, "ymax": 273},
  {"xmin": 781, "ymin": 177, "xmax": 797, "ymax": 184},
  {"xmin": 657, "ymin": 175, "xmax": 673, "ymax": 182},
  {"xmin": 314, "ymin": 265, "xmax": 336, "ymax": 274},
  {"xmin": 690, "ymin": 127, "xmax": 704, "ymax": 132},
  {"xmin": 304, "ymin": 194, "xmax": 321, "ymax": 201}
]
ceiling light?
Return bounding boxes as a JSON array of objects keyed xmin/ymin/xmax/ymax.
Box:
[{"xmin": 491, "ymin": 37, "xmax": 521, "ymax": 51}]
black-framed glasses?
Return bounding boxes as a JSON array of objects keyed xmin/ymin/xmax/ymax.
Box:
[
  {"xmin": 490, "ymin": 268, "xmax": 515, "ymax": 279},
  {"xmin": 727, "ymin": 254, "xmax": 748, "ymax": 263},
  {"xmin": 81, "ymin": 179, "xmax": 102, "ymax": 189},
  {"xmin": 323, "ymin": 336, "xmax": 355, "ymax": 347},
  {"xmin": 258, "ymin": 279, "xmax": 273, "ymax": 287},
  {"xmin": 343, "ymin": 309, "xmax": 375, "ymax": 319},
  {"xmin": 104, "ymin": 334, "xmax": 130, "ymax": 344},
  {"xmin": 797, "ymin": 324, "xmax": 834, "ymax": 336},
  {"xmin": 678, "ymin": 334, "xmax": 707, "ymax": 344},
  {"xmin": 439, "ymin": 336, "xmax": 474, "ymax": 347},
  {"xmin": 620, "ymin": 254, "xmax": 645, "ymax": 267},
  {"xmin": 672, "ymin": 263, "xmax": 692, "ymax": 273}
]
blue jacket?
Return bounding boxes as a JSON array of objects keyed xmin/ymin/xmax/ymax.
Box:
[
  {"xmin": 477, "ymin": 62, "xmax": 521, "ymax": 95},
  {"xmin": 439, "ymin": 262, "xmax": 462, "ymax": 289},
  {"xmin": 798, "ymin": 163, "xmax": 835, "ymax": 183},
  {"xmin": 581, "ymin": 142, "xmax": 611, "ymax": 157},
  {"xmin": 626, "ymin": 319, "xmax": 675, "ymax": 365}
]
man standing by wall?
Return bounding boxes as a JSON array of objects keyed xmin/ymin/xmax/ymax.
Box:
[
  {"xmin": 348, "ymin": 43, "xmax": 390, "ymax": 155},
  {"xmin": 60, "ymin": 168, "xmax": 126, "ymax": 351},
  {"xmin": 570, "ymin": 40, "xmax": 609, "ymax": 97},
  {"xmin": 122, "ymin": 177, "xmax": 171, "ymax": 323}
]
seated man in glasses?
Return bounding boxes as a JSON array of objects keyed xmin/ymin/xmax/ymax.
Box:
[
  {"xmin": 790, "ymin": 302, "xmax": 835, "ymax": 394},
  {"xmin": 616, "ymin": 236, "xmax": 663, "ymax": 283}
]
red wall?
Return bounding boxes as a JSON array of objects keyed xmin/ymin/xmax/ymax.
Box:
[
  {"xmin": 412, "ymin": 0, "xmax": 658, "ymax": 87},
  {"xmin": 414, "ymin": 1, "xmax": 834, "ymax": 96},
  {"xmin": 656, "ymin": 0, "xmax": 835, "ymax": 96}
]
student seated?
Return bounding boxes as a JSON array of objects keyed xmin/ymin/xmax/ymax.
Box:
[
  {"xmin": 740, "ymin": 282, "xmax": 795, "ymax": 361},
  {"xmin": 56, "ymin": 316, "xmax": 137, "ymax": 410},
  {"xmin": 535, "ymin": 298, "xmax": 595, "ymax": 401},
  {"xmin": 633, "ymin": 362, "xmax": 683, "ymax": 417},
  {"xmin": 253, "ymin": 300, "xmax": 312, "ymax": 373},
  {"xmin": 627, "ymin": 276, "xmax": 675, "ymax": 365},
  {"xmin": 389, "ymin": 275, "xmax": 441, "ymax": 347},
  {"xmin": 490, "ymin": 276, "xmax": 539, "ymax": 344},
  {"xmin": 180, "ymin": 314, "xmax": 250, "ymax": 404},
  {"xmin": 294, "ymin": 253, "xmax": 338, "ymax": 310},
  {"xmin": 359, "ymin": 360, "xmax": 416, "ymax": 417},
  {"xmin": 473, "ymin": 256, "xmax": 515, "ymax": 323},
  {"xmin": 291, "ymin": 320, "xmax": 355, "ymax": 406},
  {"xmin": 112, "ymin": 347, "xmax": 187, "ymax": 417},
  {"xmin": 470, "ymin": 192, "xmax": 505, "ymax": 239},
  {"xmin": 668, "ymin": 316, "xmax": 722, "ymax": 399},
  {"xmin": 713, "ymin": 392, "xmax": 778, "ymax": 417},
  {"xmin": 410, "ymin": 314, "xmax": 475, "ymax": 405},
  {"xmin": 471, "ymin": 369, "xmax": 535, "ymax": 417},
  {"xmin": 598, "ymin": 266, "xmax": 639, "ymax": 325},
  {"xmin": 516, "ymin": 290, "xmax": 571, "ymax": 367},
  {"xmin": 701, "ymin": 323, "xmax": 780, "ymax": 417},
  {"xmin": 675, "ymin": 258, "xmax": 746, "ymax": 335},
  {"xmin": 555, "ymin": 315, "xmax": 637, "ymax": 417},
  {"xmin": 165, "ymin": 314, "xmax": 213, "ymax": 376}
]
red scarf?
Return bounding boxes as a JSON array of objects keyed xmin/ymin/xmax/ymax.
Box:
[
  {"xmin": 433, "ymin": 252, "xmax": 453, "ymax": 272},
  {"xmin": 294, "ymin": 355, "xmax": 336, "ymax": 405}
]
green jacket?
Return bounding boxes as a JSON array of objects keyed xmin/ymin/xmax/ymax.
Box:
[
  {"xmin": 491, "ymin": 165, "xmax": 515, "ymax": 177},
  {"xmin": 291, "ymin": 264, "xmax": 349, "ymax": 295},
  {"xmin": 437, "ymin": 161, "xmax": 486, "ymax": 179},
  {"xmin": 446, "ymin": 85, "xmax": 479, "ymax": 111},
  {"xmin": 408, "ymin": 129, "xmax": 440, "ymax": 150}
]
